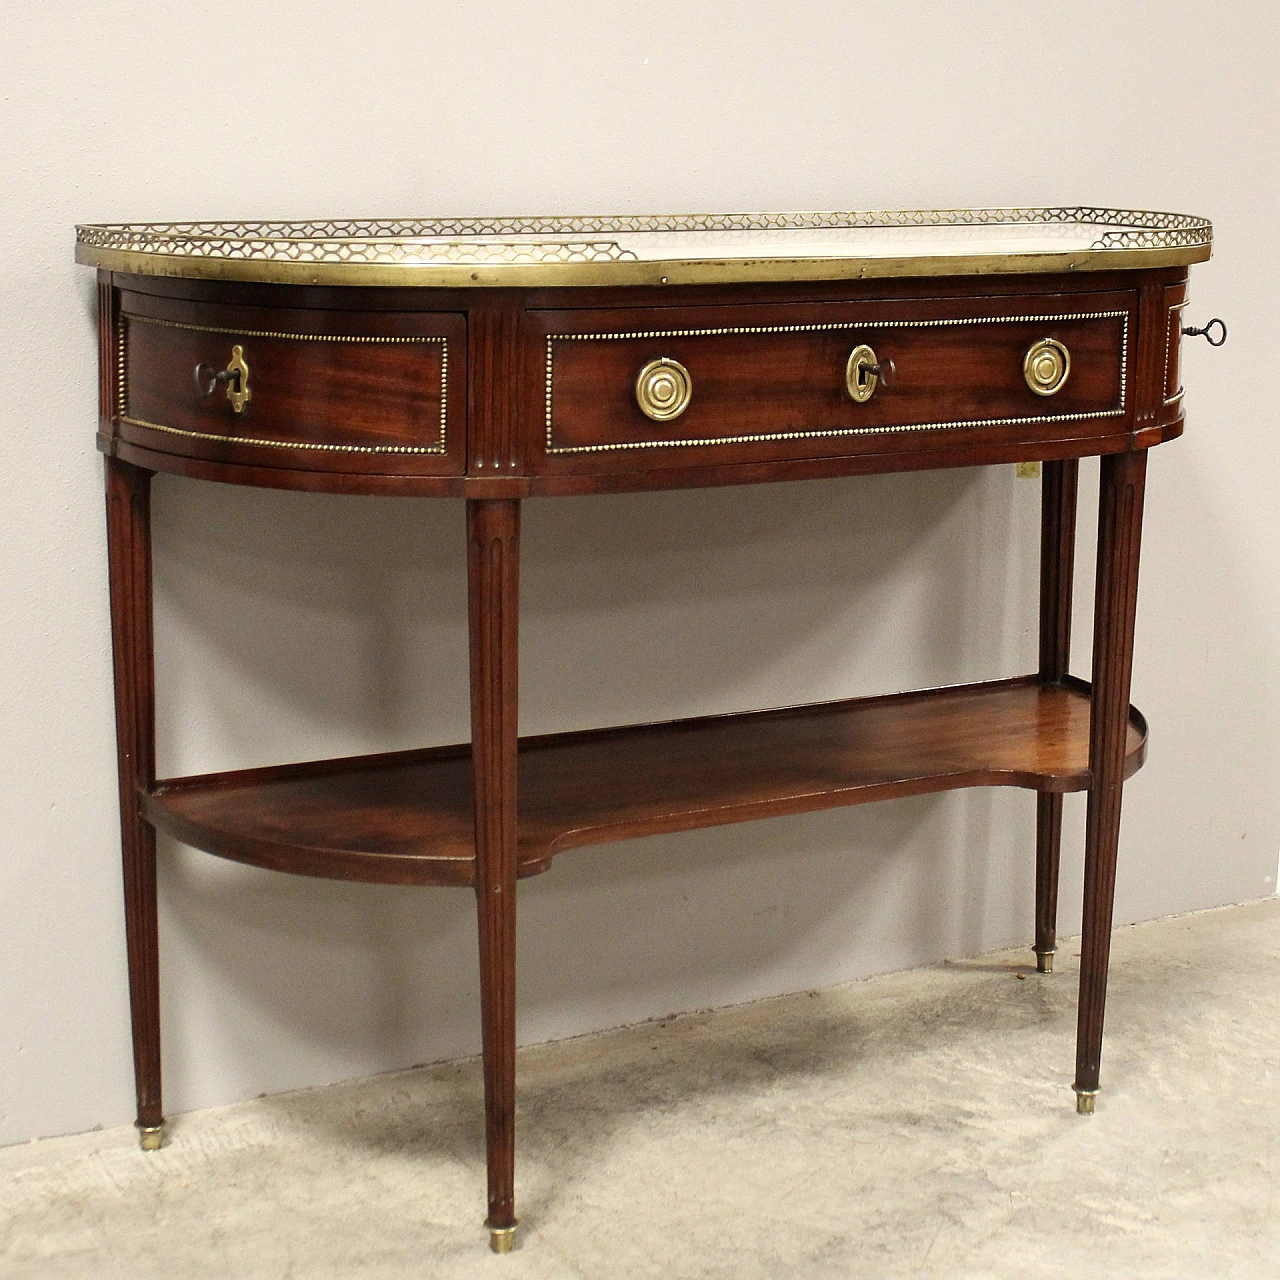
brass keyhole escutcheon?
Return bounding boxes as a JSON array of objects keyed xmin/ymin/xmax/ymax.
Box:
[
  {"xmin": 845, "ymin": 344, "xmax": 880, "ymax": 403},
  {"xmin": 1024, "ymin": 338, "xmax": 1070, "ymax": 396},
  {"xmin": 225, "ymin": 345, "xmax": 251, "ymax": 413},
  {"xmin": 635, "ymin": 357, "xmax": 692, "ymax": 422},
  {"xmin": 194, "ymin": 344, "xmax": 251, "ymax": 413}
]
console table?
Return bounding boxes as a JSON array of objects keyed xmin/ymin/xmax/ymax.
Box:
[{"xmin": 76, "ymin": 208, "xmax": 1214, "ymax": 1252}]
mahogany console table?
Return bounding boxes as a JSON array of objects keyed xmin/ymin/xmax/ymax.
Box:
[{"xmin": 77, "ymin": 208, "xmax": 1215, "ymax": 1252}]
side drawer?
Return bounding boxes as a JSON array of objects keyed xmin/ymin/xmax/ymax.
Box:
[
  {"xmin": 116, "ymin": 295, "xmax": 465, "ymax": 475},
  {"xmin": 529, "ymin": 293, "xmax": 1134, "ymax": 474},
  {"xmin": 1162, "ymin": 279, "xmax": 1189, "ymax": 414}
]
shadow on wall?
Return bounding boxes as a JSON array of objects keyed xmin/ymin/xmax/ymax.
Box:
[
  {"xmin": 147, "ymin": 464, "xmax": 1038, "ymax": 1106},
  {"xmin": 152, "ymin": 466, "xmax": 1027, "ymax": 754}
]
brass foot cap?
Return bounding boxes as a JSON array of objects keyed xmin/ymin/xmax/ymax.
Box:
[
  {"xmin": 487, "ymin": 1223, "xmax": 517, "ymax": 1254},
  {"xmin": 1074, "ymin": 1090, "xmax": 1097, "ymax": 1115},
  {"xmin": 1035, "ymin": 950, "xmax": 1055, "ymax": 974},
  {"xmin": 137, "ymin": 1123, "xmax": 164, "ymax": 1151}
]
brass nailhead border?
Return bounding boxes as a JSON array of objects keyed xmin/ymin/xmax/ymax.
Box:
[
  {"xmin": 1163, "ymin": 299, "xmax": 1189, "ymax": 407},
  {"xmin": 118, "ymin": 314, "xmax": 449, "ymax": 455},
  {"xmin": 545, "ymin": 312, "xmax": 1129, "ymax": 455}
]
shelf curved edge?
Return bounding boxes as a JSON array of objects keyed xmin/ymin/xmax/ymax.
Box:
[
  {"xmin": 141, "ymin": 743, "xmax": 480, "ymax": 888},
  {"xmin": 530, "ymin": 674, "xmax": 1147, "ymax": 874},
  {"xmin": 142, "ymin": 676, "xmax": 1147, "ymax": 887}
]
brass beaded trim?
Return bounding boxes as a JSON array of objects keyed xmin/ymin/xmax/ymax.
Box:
[
  {"xmin": 1164, "ymin": 300, "xmax": 1189, "ymax": 407},
  {"xmin": 545, "ymin": 311, "xmax": 1129, "ymax": 455},
  {"xmin": 117, "ymin": 314, "xmax": 449, "ymax": 455}
]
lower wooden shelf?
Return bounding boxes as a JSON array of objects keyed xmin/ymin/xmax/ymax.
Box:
[{"xmin": 142, "ymin": 675, "xmax": 1146, "ymax": 888}]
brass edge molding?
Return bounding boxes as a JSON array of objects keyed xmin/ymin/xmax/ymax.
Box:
[
  {"xmin": 117, "ymin": 315, "xmax": 449, "ymax": 456},
  {"xmin": 544, "ymin": 311, "xmax": 1129, "ymax": 455},
  {"xmin": 1163, "ymin": 299, "xmax": 1190, "ymax": 406},
  {"xmin": 75, "ymin": 207, "xmax": 1213, "ymax": 286},
  {"xmin": 77, "ymin": 244, "xmax": 1211, "ymax": 288}
]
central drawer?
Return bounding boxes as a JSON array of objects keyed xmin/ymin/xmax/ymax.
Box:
[{"xmin": 528, "ymin": 292, "xmax": 1133, "ymax": 474}]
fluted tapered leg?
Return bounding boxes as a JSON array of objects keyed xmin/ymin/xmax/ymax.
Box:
[
  {"xmin": 105, "ymin": 457, "xmax": 163, "ymax": 1149},
  {"xmin": 1074, "ymin": 451, "xmax": 1146, "ymax": 1112},
  {"xmin": 467, "ymin": 499, "xmax": 521, "ymax": 1250},
  {"xmin": 1035, "ymin": 459, "xmax": 1078, "ymax": 974}
]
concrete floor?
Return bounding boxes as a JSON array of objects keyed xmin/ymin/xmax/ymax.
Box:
[{"xmin": 4, "ymin": 899, "xmax": 1279, "ymax": 1279}]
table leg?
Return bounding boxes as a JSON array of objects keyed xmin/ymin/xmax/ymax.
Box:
[
  {"xmin": 105, "ymin": 457, "xmax": 163, "ymax": 1150},
  {"xmin": 1074, "ymin": 450, "xmax": 1147, "ymax": 1113},
  {"xmin": 467, "ymin": 499, "xmax": 521, "ymax": 1252},
  {"xmin": 1035, "ymin": 459, "xmax": 1078, "ymax": 974}
]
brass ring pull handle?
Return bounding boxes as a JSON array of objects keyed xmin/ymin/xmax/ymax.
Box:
[
  {"xmin": 1182, "ymin": 317, "xmax": 1227, "ymax": 347},
  {"xmin": 635, "ymin": 357, "xmax": 692, "ymax": 421},
  {"xmin": 1023, "ymin": 338, "xmax": 1070, "ymax": 396},
  {"xmin": 845, "ymin": 344, "xmax": 893, "ymax": 403},
  {"xmin": 193, "ymin": 344, "xmax": 251, "ymax": 413}
]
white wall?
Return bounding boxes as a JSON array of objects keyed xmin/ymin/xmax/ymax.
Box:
[{"xmin": 2, "ymin": 1, "xmax": 1277, "ymax": 1145}]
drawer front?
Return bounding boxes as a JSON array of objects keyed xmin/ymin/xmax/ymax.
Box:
[
  {"xmin": 1162, "ymin": 280, "xmax": 1189, "ymax": 413},
  {"xmin": 117, "ymin": 296, "xmax": 465, "ymax": 475},
  {"xmin": 530, "ymin": 294, "xmax": 1133, "ymax": 473}
]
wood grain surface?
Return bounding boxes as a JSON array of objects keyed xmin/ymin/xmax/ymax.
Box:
[
  {"xmin": 92, "ymin": 256, "xmax": 1193, "ymax": 1239},
  {"xmin": 97, "ymin": 267, "xmax": 1189, "ymax": 496},
  {"xmin": 117, "ymin": 294, "xmax": 465, "ymax": 475},
  {"xmin": 534, "ymin": 296, "xmax": 1128, "ymax": 473},
  {"xmin": 143, "ymin": 677, "xmax": 1146, "ymax": 887}
]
